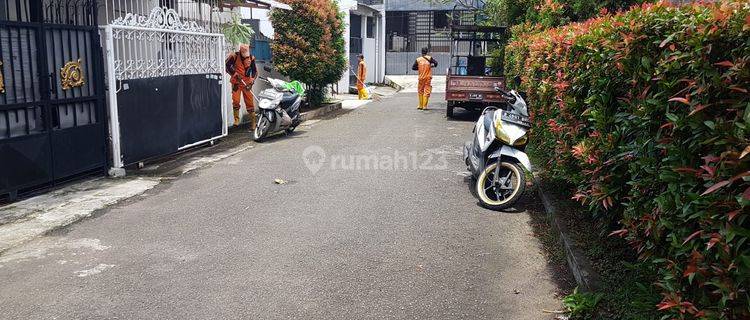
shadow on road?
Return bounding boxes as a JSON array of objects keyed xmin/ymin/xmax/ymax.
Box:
[
  {"xmin": 254, "ymin": 129, "xmax": 309, "ymax": 144},
  {"xmin": 464, "ymin": 170, "xmax": 577, "ymax": 296}
]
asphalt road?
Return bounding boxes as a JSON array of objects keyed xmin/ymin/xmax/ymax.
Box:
[{"xmin": 0, "ymin": 93, "xmax": 562, "ymax": 319}]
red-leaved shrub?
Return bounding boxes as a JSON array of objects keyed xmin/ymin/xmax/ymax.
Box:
[{"xmin": 505, "ymin": 1, "xmax": 750, "ymax": 318}]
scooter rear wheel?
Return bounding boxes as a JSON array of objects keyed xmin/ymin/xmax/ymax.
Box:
[{"xmin": 475, "ymin": 161, "xmax": 525, "ymax": 211}]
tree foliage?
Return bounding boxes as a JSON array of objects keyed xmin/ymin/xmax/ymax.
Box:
[
  {"xmin": 223, "ymin": 15, "xmax": 255, "ymax": 47},
  {"xmin": 270, "ymin": 0, "xmax": 346, "ymax": 106},
  {"xmin": 506, "ymin": 1, "xmax": 750, "ymax": 318},
  {"xmin": 454, "ymin": 0, "xmax": 648, "ymax": 27}
]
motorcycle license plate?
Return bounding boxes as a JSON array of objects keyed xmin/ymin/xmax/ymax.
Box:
[
  {"xmin": 468, "ymin": 93, "xmax": 483, "ymax": 100},
  {"xmin": 501, "ymin": 111, "xmax": 531, "ymax": 128}
]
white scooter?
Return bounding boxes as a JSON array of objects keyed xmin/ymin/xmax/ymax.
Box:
[
  {"xmin": 252, "ymin": 76, "xmax": 304, "ymax": 142},
  {"xmin": 463, "ymin": 86, "xmax": 532, "ymax": 210}
]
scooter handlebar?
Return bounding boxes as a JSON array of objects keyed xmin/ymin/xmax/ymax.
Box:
[{"xmin": 494, "ymin": 86, "xmax": 516, "ymax": 102}]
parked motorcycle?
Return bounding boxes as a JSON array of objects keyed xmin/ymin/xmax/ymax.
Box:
[
  {"xmin": 253, "ymin": 76, "xmax": 305, "ymax": 142},
  {"xmin": 463, "ymin": 86, "xmax": 532, "ymax": 210}
]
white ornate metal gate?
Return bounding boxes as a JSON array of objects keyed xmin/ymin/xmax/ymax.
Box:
[{"xmin": 101, "ymin": 6, "xmax": 227, "ymax": 170}]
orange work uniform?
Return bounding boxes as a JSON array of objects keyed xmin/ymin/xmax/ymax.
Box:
[
  {"xmin": 228, "ymin": 53, "xmax": 257, "ymax": 115},
  {"xmin": 412, "ymin": 55, "xmax": 438, "ymax": 109},
  {"xmin": 357, "ymin": 60, "xmax": 368, "ymax": 100}
]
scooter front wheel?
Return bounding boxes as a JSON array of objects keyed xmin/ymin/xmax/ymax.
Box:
[
  {"xmin": 475, "ymin": 161, "xmax": 525, "ymax": 211},
  {"xmin": 253, "ymin": 115, "xmax": 270, "ymax": 141}
]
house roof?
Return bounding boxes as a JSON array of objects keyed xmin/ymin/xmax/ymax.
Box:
[{"xmin": 356, "ymin": 3, "xmax": 382, "ymax": 15}]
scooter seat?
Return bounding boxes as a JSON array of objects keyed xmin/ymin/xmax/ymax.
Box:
[{"xmin": 280, "ymin": 93, "xmax": 299, "ymax": 108}]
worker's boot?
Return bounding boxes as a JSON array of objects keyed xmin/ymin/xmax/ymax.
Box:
[
  {"xmin": 417, "ymin": 95, "xmax": 423, "ymax": 109},
  {"xmin": 423, "ymin": 96, "xmax": 429, "ymax": 110},
  {"xmin": 233, "ymin": 109, "xmax": 241, "ymax": 126},
  {"xmin": 248, "ymin": 111, "xmax": 257, "ymax": 132}
]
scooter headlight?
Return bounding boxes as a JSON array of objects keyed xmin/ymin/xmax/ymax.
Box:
[
  {"xmin": 513, "ymin": 134, "xmax": 528, "ymax": 146},
  {"xmin": 495, "ymin": 120, "xmax": 511, "ymax": 144},
  {"xmin": 495, "ymin": 113, "xmax": 529, "ymax": 146}
]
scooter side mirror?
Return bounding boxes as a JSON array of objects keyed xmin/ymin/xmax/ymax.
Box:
[{"xmin": 513, "ymin": 76, "xmax": 522, "ymax": 87}]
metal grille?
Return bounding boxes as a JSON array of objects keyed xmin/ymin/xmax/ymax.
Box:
[
  {"xmin": 1, "ymin": 0, "xmax": 102, "ymax": 140},
  {"xmin": 43, "ymin": 0, "xmax": 98, "ymax": 25},
  {"xmin": 103, "ymin": 0, "xmax": 229, "ymax": 33},
  {"xmin": 0, "ymin": 25, "xmax": 40, "ymax": 107},
  {"xmin": 386, "ymin": 10, "xmax": 479, "ymax": 53},
  {"xmin": 105, "ymin": 6, "xmax": 225, "ymax": 81},
  {"xmin": 0, "ymin": 106, "xmax": 43, "ymax": 139}
]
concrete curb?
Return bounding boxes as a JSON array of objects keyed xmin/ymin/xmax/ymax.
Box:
[
  {"xmin": 300, "ymin": 102, "xmax": 342, "ymax": 122},
  {"xmin": 533, "ymin": 173, "xmax": 601, "ymax": 292},
  {"xmin": 383, "ymin": 77, "xmax": 404, "ymax": 91}
]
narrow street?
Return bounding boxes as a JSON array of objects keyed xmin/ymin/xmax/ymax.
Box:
[{"xmin": 0, "ymin": 93, "xmax": 562, "ymax": 319}]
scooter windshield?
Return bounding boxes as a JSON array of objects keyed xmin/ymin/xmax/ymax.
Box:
[{"xmin": 510, "ymin": 92, "xmax": 529, "ymax": 117}]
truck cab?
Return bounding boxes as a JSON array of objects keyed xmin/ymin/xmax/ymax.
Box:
[{"xmin": 445, "ymin": 24, "xmax": 507, "ymax": 118}]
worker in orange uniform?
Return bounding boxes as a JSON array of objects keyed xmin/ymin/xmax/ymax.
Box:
[
  {"xmin": 412, "ymin": 47, "xmax": 439, "ymax": 110},
  {"xmin": 225, "ymin": 44, "xmax": 258, "ymax": 130},
  {"xmin": 356, "ymin": 54, "xmax": 369, "ymax": 100}
]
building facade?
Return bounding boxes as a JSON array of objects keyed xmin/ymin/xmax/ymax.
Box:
[
  {"xmin": 239, "ymin": 0, "xmax": 386, "ymax": 94},
  {"xmin": 337, "ymin": 0, "xmax": 386, "ymax": 92},
  {"xmin": 384, "ymin": 0, "xmax": 482, "ymax": 76}
]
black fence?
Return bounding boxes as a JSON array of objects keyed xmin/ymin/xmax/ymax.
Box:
[{"xmin": 0, "ymin": 0, "xmax": 107, "ymax": 201}]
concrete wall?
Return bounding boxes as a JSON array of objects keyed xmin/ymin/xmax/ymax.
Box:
[
  {"xmin": 363, "ymin": 38, "xmax": 377, "ymax": 83},
  {"xmin": 385, "ymin": 52, "xmax": 450, "ymax": 75},
  {"xmin": 337, "ymin": 0, "xmax": 356, "ymax": 91}
]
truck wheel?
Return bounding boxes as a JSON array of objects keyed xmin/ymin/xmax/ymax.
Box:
[{"xmin": 446, "ymin": 105, "xmax": 454, "ymax": 118}]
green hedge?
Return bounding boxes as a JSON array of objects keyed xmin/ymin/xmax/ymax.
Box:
[{"xmin": 505, "ymin": 2, "xmax": 750, "ymax": 318}]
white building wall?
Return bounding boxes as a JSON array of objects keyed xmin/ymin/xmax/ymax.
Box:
[
  {"xmin": 240, "ymin": 7, "xmax": 275, "ymax": 39},
  {"xmin": 337, "ymin": 0, "xmax": 356, "ymax": 92},
  {"xmin": 377, "ymin": 8, "xmax": 386, "ymax": 83},
  {"xmin": 342, "ymin": 1, "xmax": 386, "ymax": 89},
  {"xmin": 363, "ymin": 37, "xmax": 377, "ymax": 83}
]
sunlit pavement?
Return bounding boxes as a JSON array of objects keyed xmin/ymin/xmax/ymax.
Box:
[{"xmin": 0, "ymin": 93, "xmax": 561, "ymax": 319}]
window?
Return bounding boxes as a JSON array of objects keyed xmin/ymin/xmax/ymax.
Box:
[
  {"xmin": 386, "ymin": 11, "xmax": 412, "ymax": 37},
  {"xmin": 366, "ymin": 17, "xmax": 375, "ymax": 38},
  {"xmin": 433, "ymin": 10, "xmax": 450, "ymax": 29},
  {"xmin": 350, "ymin": 14, "xmax": 362, "ymax": 38}
]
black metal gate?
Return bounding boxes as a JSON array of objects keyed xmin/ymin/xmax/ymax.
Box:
[{"xmin": 0, "ymin": 0, "xmax": 107, "ymax": 200}]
